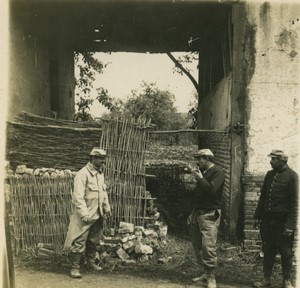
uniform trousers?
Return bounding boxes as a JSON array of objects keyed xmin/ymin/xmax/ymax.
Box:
[
  {"xmin": 260, "ymin": 217, "xmax": 294, "ymax": 280},
  {"xmin": 70, "ymin": 217, "xmax": 103, "ymax": 255},
  {"xmin": 190, "ymin": 209, "xmax": 221, "ymax": 269}
]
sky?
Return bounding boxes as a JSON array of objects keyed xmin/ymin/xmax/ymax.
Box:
[{"xmin": 76, "ymin": 52, "xmax": 198, "ymax": 117}]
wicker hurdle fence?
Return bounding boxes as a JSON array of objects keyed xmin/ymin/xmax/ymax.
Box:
[
  {"xmin": 7, "ymin": 174, "xmax": 73, "ymax": 254},
  {"xmin": 6, "ymin": 116, "xmax": 153, "ymax": 254}
]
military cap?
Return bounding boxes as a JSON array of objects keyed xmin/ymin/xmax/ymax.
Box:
[
  {"xmin": 268, "ymin": 149, "xmax": 288, "ymax": 159},
  {"xmin": 90, "ymin": 147, "xmax": 107, "ymax": 157},
  {"xmin": 193, "ymin": 148, "xmax": 214, "ymax": 158}
]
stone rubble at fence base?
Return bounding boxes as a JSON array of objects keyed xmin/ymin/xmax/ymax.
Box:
[{"xmin": 97, "ymin": 221, "xmax": 168, "ymax": 263}]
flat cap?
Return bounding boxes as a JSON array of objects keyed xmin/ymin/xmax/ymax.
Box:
[
  {"xmin": 90, "ymin": 147, "xmax": 107, "ymax": 157},
  {"xmin": 268, "ymin": 149, "xmax": 288, "ymax": 159},
  {"xmin": 193, "ymin": 148, "xmax": 214, "ymax": 158}
]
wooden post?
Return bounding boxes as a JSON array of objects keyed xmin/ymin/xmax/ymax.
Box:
[
  {"xmin": 4, "ymin": 182, "xmax": 15, "ymax": 288},
  {"xmin": 229, "ymin": 3, "xmax": 247, "ymax": 239}
]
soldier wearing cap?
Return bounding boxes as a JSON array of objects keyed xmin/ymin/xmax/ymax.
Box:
[
  {"xmin": 64, "ymin": 147, "xmax": 111, "ymax": 278},
  {"xmin": 187, "ymin": 148, "xmax": 225, "ymax": 288},
  {"xmin": 254, "ymin": 150, "xmax": 298, "ymax": 288}
]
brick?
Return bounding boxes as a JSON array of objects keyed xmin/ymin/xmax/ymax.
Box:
[
  {"xmin": 244, "ymin": 230, "xmax": 261, "ymax": 240},
  {"xmin": 123, "ymin": 240, "xmax": 135, "ymax": 250},
  {"xmin": 116, "ymin": 248, "xmax": 129, "ymax": 261}
]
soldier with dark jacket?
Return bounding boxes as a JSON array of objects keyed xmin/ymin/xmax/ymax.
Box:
[
  {"xmin": 187, "ymin": 149, "xmax": 225, "ymax": 288},
  {"xmin": 254, "ymin": 150, "xmax": 298, "ymax": 288}
]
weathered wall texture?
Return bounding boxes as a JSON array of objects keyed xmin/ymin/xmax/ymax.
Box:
[
  {"xmin": 57, "ymin": 49, "xmax": 75, "ymax": 120},
  {"xmin": 9, "ymin": 20, "xmax": 51, "ymax": 121},
  {"xmin": 245, "ymin": 2, "xmax": 300, "ymax": 175},
  {"xmin": 9, "ymin": 18, "xmax": 75, "ymax": 121},
  {"xmin": 242, "ymin": 3, "xmax": 300, "ymax": 249},
  {"xmin": 199, "ymin": 72, "xmax": 232, "ymax": 130}
]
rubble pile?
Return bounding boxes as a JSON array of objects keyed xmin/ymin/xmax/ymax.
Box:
[
  {"xmin": 98, "ymin": 219, "xmax": 168, "ymax": 264},
  {"xmin": 7, "ymin": 164, "xmax": 77, "ymax": 178}
]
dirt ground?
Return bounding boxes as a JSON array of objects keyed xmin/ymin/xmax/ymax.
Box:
[{"xmin": 11, "ymin": 235, "xmax": 295, "ymax": 288}]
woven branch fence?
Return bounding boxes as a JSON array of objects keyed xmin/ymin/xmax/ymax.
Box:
[
  {"xmin": 7, "ymin": 116, "xmax": 153, "ymax": 254},
  {"xmin": 6, "ymin": 112, "xmax": 102, "ymax": 170},
  {"xmin": 7, "ymin": 175, "xmax": 73, "ymax": 254},
  {"xmin": 100, "ymin": 117, "xmax": 153, "ymax": 229}
]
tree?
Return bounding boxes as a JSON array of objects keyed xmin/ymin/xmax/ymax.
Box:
[
  {"xmin": 73, "ymin": 52, "xmax": 108, "ymax": 121},
  {"xmin": 96, "ymin": 87, "xmax": 124, "ymax": 115},
  {"xmin": 122, "ymin": 82, "xmax": 188, "ymax": 130},
  {"xmin": 167, "ymin": 52, "xmax": 199, "ymax": 128}
]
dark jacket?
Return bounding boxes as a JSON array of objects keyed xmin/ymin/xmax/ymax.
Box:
[
  {"xmin": 254, "ymin": 166, "xmax": 298, "ymax": 230},
  {"xmin": 192, "ymin": 164, "xmax": 225, "ymax": 210}
]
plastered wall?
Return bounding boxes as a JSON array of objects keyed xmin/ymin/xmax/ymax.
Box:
[
  {"xmin": 198, "ymin": 72, "xmax": 232, "ymax": 130},
  {"xmin": 245, "ymin": 2, "xmax": 300, "ymax": 175}
]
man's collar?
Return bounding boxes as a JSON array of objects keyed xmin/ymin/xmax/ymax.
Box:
[
  {"xmin": 204, "ymin": 163, "xmax": 215, "ymax": 174},
  {"xmin": 274, "ymin": 165, "xmax": 288, "ymax": 173},
  {"xmin": 86, "ymin": 162, "xmax": 102, "ymax": 175}
]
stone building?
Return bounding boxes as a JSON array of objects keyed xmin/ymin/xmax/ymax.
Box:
[{"xmin": 7, "ymin": 0, "xmax": 300, "ymax": 242}]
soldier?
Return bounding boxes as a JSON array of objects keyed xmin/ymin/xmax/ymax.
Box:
[
  {"xmin": 188, "ymin": 149, "xmax": 225, "ymax": 288},
  {"xmin": 64, "ymin": 148, "xmax": 111, "ymax": 278},
  {"xmin": 254, "ymin": 150, "xmax": 298, "ymax": 288}
]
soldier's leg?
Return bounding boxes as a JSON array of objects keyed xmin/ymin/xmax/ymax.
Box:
[
  {"xmin": 199, "ymin": 209, "xmax": 221, "ymax": 288},
  {"xmin": 279, "ymin": 231, "xmax": 295, "ymax": 288},
  {"xmin": 86, "ymin": 217, "xmax": 104, "ymax": 271},
  {"xmin": 69, "ymin": 229, "xmax": 90, "ymax": 278},
  {"xmin": 190, "ymin": 211, "xmax": 206, "ymax": 283}
]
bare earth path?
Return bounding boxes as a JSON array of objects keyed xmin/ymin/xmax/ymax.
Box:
[{"xmin": 15, "ymin": 268, "xmax": 253, "ymax": 288}]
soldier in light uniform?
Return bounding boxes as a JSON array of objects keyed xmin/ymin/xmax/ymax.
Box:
[
  {"xmin": 64, "ymin": 148, "xmax": 111, "ymax": 278},
  {"xmin": 254, "ymin": 150, "xmax": 298, "ymax": 288}
]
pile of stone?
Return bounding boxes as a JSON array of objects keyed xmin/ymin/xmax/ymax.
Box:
[
  {"xmin": 7, "ymin": 164, "xmax": 76, "ymax": 178},
  {"xmin": 98, "ymin": 220, "xmax": 168, "ymax": 263}
]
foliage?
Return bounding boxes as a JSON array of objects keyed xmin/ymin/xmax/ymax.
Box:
[
  {"xmin": 187, "ymin": 92, "xmax": 198, "ymax": 129},
  {"xmin": 73, "ymin": 96, "xmax": 94, "ymax": 122},
  {"xmin": 167, "ymin": 52, "xmax": 199, "ymax": 128},
  {"xmin": 171, "ymin": 52, "xmax": 198, "ymax": 76},
  {"xmin": 73, "ymin": 52, "xmax": 107, "ymax": 121},
  {"xmin": 122, "ymin": 82, "xmax": 189, "ymax": 130},
  {"xmin": 96, "ymin": 87, "xmax": 124, "ymax": 114}
]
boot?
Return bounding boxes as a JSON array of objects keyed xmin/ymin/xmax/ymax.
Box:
[
  {"xmin": 86, "ymin": 249, "xmax": 103, "ymax": 271},
  {"xmin": 282, "ymin": 279, "xmax": 294, "ymax": 288},
  {"xmin": 70, "ymin": 253, "xmax": 82, "ymax": 279},
  {"xmin": 207, "ymin": 268, "xmax": 217, "ymax": 288},
  {"xmin": 87, "ymin": 259, "xmax": 103, "ymax": 271},
  {"xmin": 192, "ymin": 273, "xmax": 207, "ymax": 283},
  {"xmin": 253, "ymin": 277, "xmax": 271, "ymax": 288}
]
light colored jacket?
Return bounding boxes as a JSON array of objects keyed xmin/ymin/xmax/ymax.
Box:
[{"xmin": 64, "ymin": 162, "xmax": 111, "ymax": 251}]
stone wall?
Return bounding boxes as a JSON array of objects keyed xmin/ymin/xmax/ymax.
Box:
[{"xmin": 242, "ymin": 174, "xmax": 263, "ymax": 250}]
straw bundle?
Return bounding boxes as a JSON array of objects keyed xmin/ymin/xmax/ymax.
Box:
[{"xmin": 100, "ymin": 117, "xmax": 153, "ymax": 229}]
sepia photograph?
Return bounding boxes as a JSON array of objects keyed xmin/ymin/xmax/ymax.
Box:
[{"xmin": 2, "ymin": 0, "xmax": 300, "ymax": 287}]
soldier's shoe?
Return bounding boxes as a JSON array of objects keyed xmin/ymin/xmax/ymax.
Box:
[
  {"xmin": 87, "ymin": 261, "xmax": 103, "ymax": 271},
  {"xmin": 253, "ymin": 277, "xmax": 271, "ymax": 288},
  {"xmin": 282, "ymin": 279, "xmax": 293, "ymax": 288},
  {"xmin": 207, "ymin": 275, "xmax": 217, "ymax": 288},
  {"xmin": 192, "ymin": 273, "xmax": 208, "ymax": 283},
  {"xmin": 70, "ymin": 268, "xmax": 82, "ymax": 278}
]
